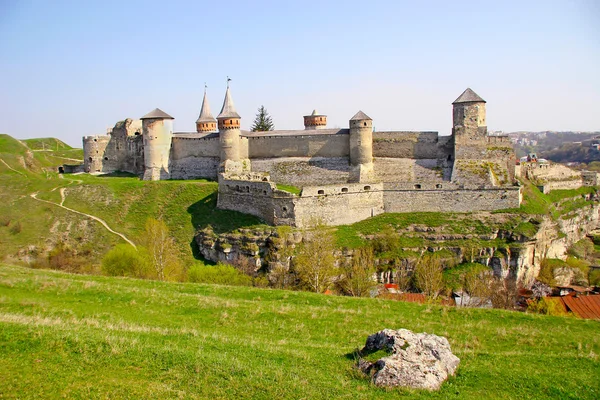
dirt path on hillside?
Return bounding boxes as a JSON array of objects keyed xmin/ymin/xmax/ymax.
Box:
[
  {"xmin": 30, "ymin": 192, "xmax": 137, "ymax": 249},
  {"xmin": 0, "ymin": 158, "xmax": 26, "ymax": 176}
]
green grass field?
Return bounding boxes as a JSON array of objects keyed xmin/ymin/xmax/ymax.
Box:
[{"xmin": 0, "ymin": 264, "xmax": 598, "ymax": 399}]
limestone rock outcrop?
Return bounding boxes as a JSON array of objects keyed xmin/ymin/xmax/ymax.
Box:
[{"xmin": 358, "ymin": 329, "xmax": 459, "ymax": 390}]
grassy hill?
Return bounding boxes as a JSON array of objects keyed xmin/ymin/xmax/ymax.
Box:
[
  {"xmin": 1, "ymin": 133, "xmax": 598, "ymax": 272},
  {"xmin": 1, "ymin": 264, "xmax": 598, "ymax": 399}
]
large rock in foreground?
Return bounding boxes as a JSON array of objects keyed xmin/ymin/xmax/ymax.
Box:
[{"xmin": 358, "ymin": 329, "xmax": 460, "ymax": 390}]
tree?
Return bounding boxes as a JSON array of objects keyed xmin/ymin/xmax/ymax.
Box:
[
  {"xmin": 250, "ymin": 105, "xmax": 274, "ymax": 132},
  {"xmin": 293, "ymin": 223, "xmax": 338, "ymax": 293},
  {"xmin": 339, "ymin": 246, "xmax": 376, "ymax": 297},
  {"xmin": 143, "ymin": 218, "xmax": 182, "ymax": 281},
  {"xmin": 102, "ymin": 244, "xmax": 150, "ymax": 278},
  {"xmin": 413, "ymin": 254, "xmax": 444, "ymax": 299}
]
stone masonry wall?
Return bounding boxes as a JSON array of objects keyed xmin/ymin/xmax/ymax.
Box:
[
  {"xmin": 217, "ymin": 177, "xmax": 521, "ymax": 227},
  {"xmin": 372, "ymin": 131, "xmax": 451, "ymax": 159},
  {"xmin": 246, "ymin": 134, "xmax": 349, "ymax": 158},
  {"xmin": 383, "ymin": 184, "xmax": 521, "ymax": 213},
  {"xmin": 250, "ymin": 157, "xmax": 351, "ymax": 186}
]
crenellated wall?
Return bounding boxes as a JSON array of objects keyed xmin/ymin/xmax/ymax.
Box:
[{"xmin": 217, "ymin": 175, "xmax": 521, "ymax": 227}]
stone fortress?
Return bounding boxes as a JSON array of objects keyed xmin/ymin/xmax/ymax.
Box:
[{"xmin": 82, "ymin": 84, "xmax": 521, "ymax": 227}]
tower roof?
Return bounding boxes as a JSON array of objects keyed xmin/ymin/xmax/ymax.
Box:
[
  {"xmin": 217, "ymin": 86, "xmax": 241, "ymax": 119},
  {"xmin": 305, "ymin": 109, "xmax": 326, "ymax": 117},
  {"xmin": 196, "ymin": 89, "xmax": 216, "ymax": 123},
  {"xmin": 350, "ymin": 110, "xmax": 372, "ymax": 121},
  {"xmin": 140, "ymin": 108, "xmax": 174, "ymax": 120},
  {"xmin": 452, "ymin": 88, "xmax": 486, "ymax": 104}
]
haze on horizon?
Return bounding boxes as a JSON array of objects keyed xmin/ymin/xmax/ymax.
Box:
[{"xmin": 0, "ymin": 0, "xmax": 599, "ymax": 148}]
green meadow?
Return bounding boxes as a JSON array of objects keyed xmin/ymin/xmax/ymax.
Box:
[{"xmin": 1, "ymin": 264, "xmax": 599, "ymax": 399}]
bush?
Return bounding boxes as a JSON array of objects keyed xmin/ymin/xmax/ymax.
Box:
[
  {"xmin": 526, "ymin": 297, "xmax": 567, "ymax": 316},
  {"xmin": 101, "ymin": 244, "xmax": 151, "ymax": 278},
  {"xmin": 187, "ymin": 263, "xmax": 252, "ymax": 286},
  {"xmin": 9, "ymin": 221, "xmax": 21, "ymax": 234},
  {"xmin": 0, "ymin": 215, "xmax": 11, "ymax": 227}
]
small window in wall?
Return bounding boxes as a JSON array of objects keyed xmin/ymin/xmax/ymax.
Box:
[
  {"xmin": 236, "ymin": 185, "xmax": 239, "ymax": 191},
  {"xmin": 363, "ymin": 122, "xmax": 367, "ymax": 126},
  {"xmin": 341, "ymin": 187, "xmax": 348, "ymax": 193},
  {"xmin": 414, "ymin": 184, "xmax": 422, "ymax": 189},
  {"xmin": 364, "ymin": 185, "xmax": 371, "ymax": 191},
  {"xmin": 94, "ymin": 139, "xmax": 97, "ymax": 142},
  {"xmin": 318, "ymin": 189, "xmax": 325, "ymax": 195},
  {"xmin": 88, "ymin": 157, "xmax": 92, "ymax": 162},
  {"xmin": 263, "ymin": 190, "xmax": 267, "ymax": 195},
  {"xmin": 282, "ymin": 206, "xmax": 288, "ymax": 212},
  {"xmin": 436, "ymin": 184, "xmax": 442, "ymax": 189},
  {"xmin": 104, "ymin": 157, "xmax": 108, "ymax": 161},
  {"xmin": 246, "ymin": 186, "xmax": 250, "ymax": 193}
]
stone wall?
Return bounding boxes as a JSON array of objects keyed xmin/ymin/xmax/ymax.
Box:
[
  {"xmin": 372, "ymin": 131, "xmax": 451, "ymax": 159},
  {"xmin": 246, "ymin": 133, "xmax": 350, "ymax": 158},
  {"xmin": 382, "ymin": 184, "xmax": 521, "ymax": 213},
  {"xmin": 250, "ymin": 157, "xmax": 351, "ymax": 186},
  {"xmin": 217, "ymin": 175, "xmax": 521, "ymax": 227},
  {"xmin": 293, "ymin": 183, "xmax": 385, "ymax": 227}
]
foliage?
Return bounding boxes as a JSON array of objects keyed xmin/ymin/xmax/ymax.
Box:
[
  {"xmin": 443, "ymin": 262, "xmax": 490, "ymax": 292},
  {"xmin": 143, "ymin": 218, "xmax": 182, "ymax": 281},
  {"xmin": 338, "ymin": 246, "xmax": 376, "ymax": 297},
  {"xmin": 293, "ymin": 223, "xmax": 338, "ymax": 293},
  {"xmin": 275, "ymin": 184, "xmax": 302, "ymax": 195},
  {"xmin": 250, "ymin": 105, "xmax": 274, "ymax": 132},
  {"xmin": 537, "ymin": 258, "xmax": 561, "ymax": 286},
  {"xmin": 413, "ymin": 254, "xmax": 445, "ymax": 299},
  {"xmin": 526, "ymin": 297, "xmax": 567, "ymax": 316},
  {"xmin": 8, "ymin": 221, "xmax": 21, "ymax": 234},
  {"xmin": 187, "ymin": 263, "xmax": 252, "ymax": 286},
  {"xmin": 101, "ymin": 244, "xmax": 151, "ymax": 278}
]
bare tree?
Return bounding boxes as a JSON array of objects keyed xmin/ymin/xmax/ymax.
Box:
[
  {"xmin": 413, "ymin": 254, "xmax": 444, "ymax": 299},
  {"xmin": 293, "ymin": 223, "xmax": 338, "ymax": 293},
  {"xmin": 144, "ymin": 218, "xmax": 181, "ymax": 281},
  {"xmin": 339, "ymin": 246, "xmax": 376, "ymax": 297}
]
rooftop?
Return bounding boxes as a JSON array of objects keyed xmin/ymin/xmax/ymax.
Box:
[
  {"xmin": 140, "ymin": 108, "xmax": 174, "ymax": 120},
  {"xmin": 453, "ymin": 88, "xmax": 486, "ymax": 104}
]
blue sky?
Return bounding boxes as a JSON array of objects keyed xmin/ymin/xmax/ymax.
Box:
[{"xmin": 1, "ymin": 0, "xmax": 598, "ymax": 146}]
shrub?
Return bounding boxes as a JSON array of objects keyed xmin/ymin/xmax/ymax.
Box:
[
  {"xmin": 526, "ymin": 297, "xmax": 567, "ymax": 316},
  {"xmin": 187, "ymin": 263, "xmax": 252, "ymax": 286},
  {"xmin": 101, "ymin": 244, "xmax": 151, "ymax": 278},
  {"xmin": 0, "ymin": 215, "xmax": 11, "ymax": 226},
  {"xmin": 9, "ymin": 221, "xmax": 21, "ymax": 234}
]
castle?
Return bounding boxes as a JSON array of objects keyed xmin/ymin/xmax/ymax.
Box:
[{"xmin": 82, "ymin": 84, "xmax": 521, "ymax": 227}]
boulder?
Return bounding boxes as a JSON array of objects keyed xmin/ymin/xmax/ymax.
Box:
[{"xmin": 358, "ymin": 328, "xmax": 459, "ymax": 390}]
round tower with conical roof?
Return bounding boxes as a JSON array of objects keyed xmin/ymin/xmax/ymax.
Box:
[
  {"xmin": 196, "ymin": 87, "xmax": 217, "ymax": 133},
  {"xmin": 349, "ymin": 110, "xmax": 373, "ymax": 166},
  {"xmin": 141, "ymin": 108, "xmax": 174, "ymax": 181},
  {"xmin": 303, "ymin": 110, "xmax": 327, "ymax": 130},
  {"xmin": 217, "ymin": 82, "xmax": 242, "ymax": 171},
  {"xmin": 452, "ymin": 88, "xmax": 487, "ymax": 146},
  {"xmin": 349, "ymin": 110, "xmax": 374, "ymax": 182}
]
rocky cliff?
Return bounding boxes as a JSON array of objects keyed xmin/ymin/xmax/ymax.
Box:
[{"xmin": 195, "ymin": 194, "xmax": 599, "ymax": 287}]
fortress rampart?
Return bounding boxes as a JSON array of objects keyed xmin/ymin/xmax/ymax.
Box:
[{"xmin": 81, "ymin": 86, "xmax": 523, "ymax": 226}]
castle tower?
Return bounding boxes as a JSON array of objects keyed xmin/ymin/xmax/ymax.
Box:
[
  {"xmin": 196, "ymin": 86, "xmax": 217, "ymax": 133},
  {"xmin": 303, "ymin": 110, "xmax": 327, "ymax": 130},
  {"xmin": 349, "ymin": 110, "xmax": 375, "ymax": 182},
  {"xmin": 452, "ymin": 88, "xmax": 487, "ymax": 149},
  {"xmin": 217, "ymin": 82, "xmax": 244, "ymax": 173},
  {"xmin": 141, "ymin": 108, "xmax": 174, "ymax": 181}
]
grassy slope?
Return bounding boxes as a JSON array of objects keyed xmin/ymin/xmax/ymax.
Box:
[{"xmin": 0, "ymin": 264, "xmax": 598, "ymax": 399}]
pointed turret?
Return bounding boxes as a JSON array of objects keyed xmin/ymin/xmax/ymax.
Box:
[
  {"xmin": 196, "ymin": 87, "xmax": 217, "ymax": 133},
  {"xmin": 217, "ymin": 83, "xmax": 241, "ymax": 130},
  {"xmin": 453, "ymin": 88, "xmax": 486, "ymax": 104}
]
